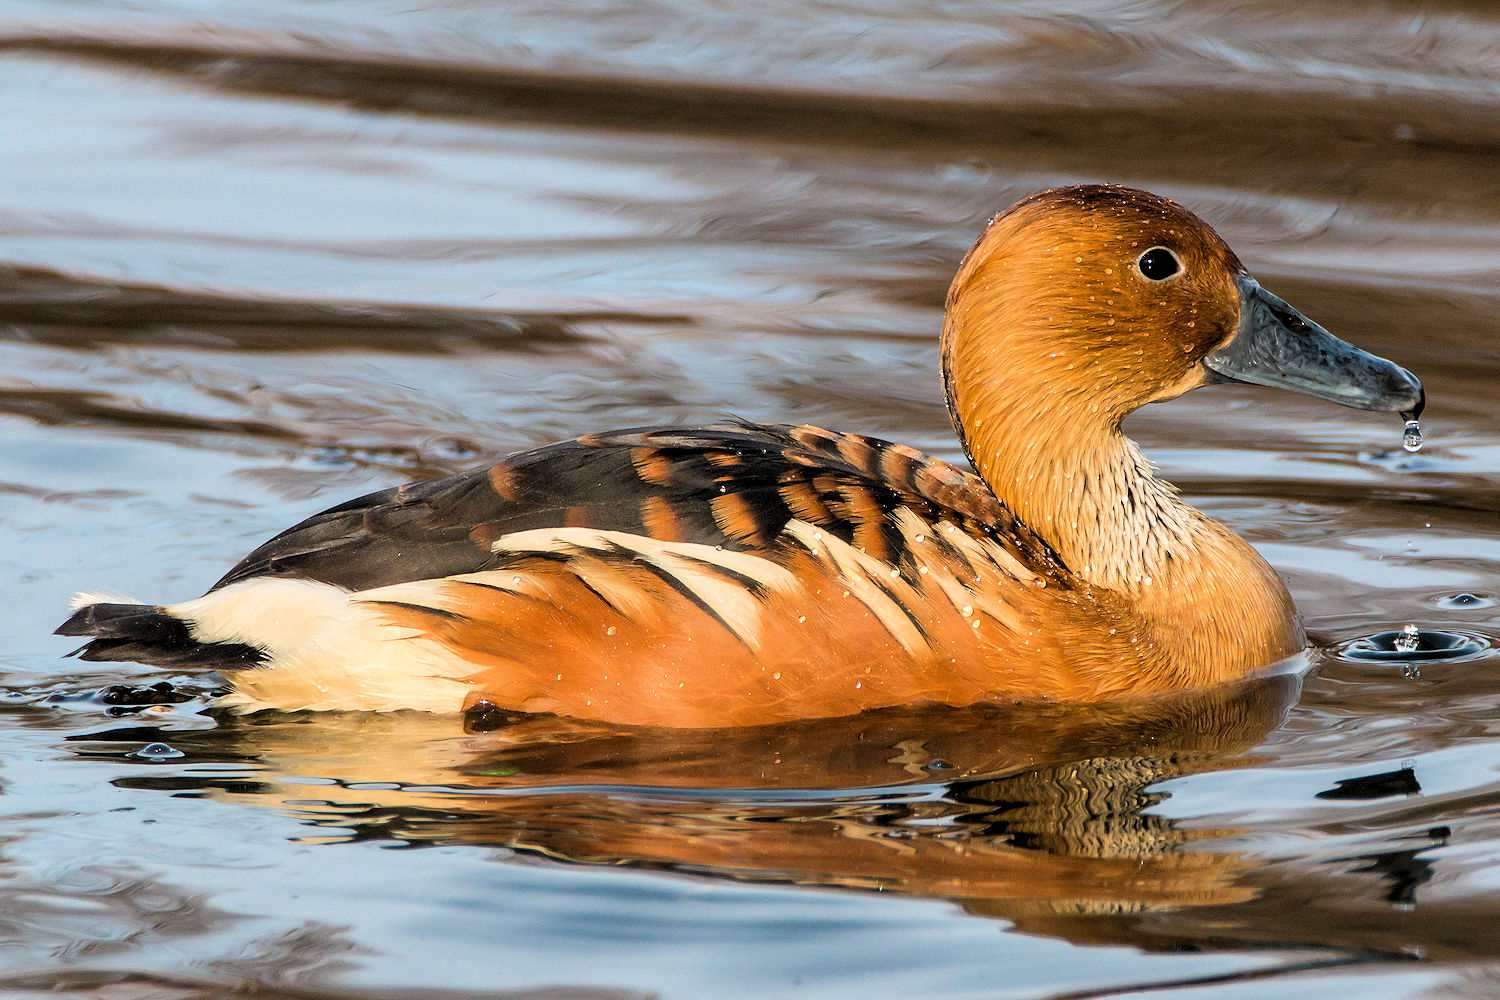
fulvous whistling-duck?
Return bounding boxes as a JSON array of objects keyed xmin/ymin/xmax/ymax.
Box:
[{"xmin": 58, "ymin": 185, "xmax": 1424, "ymax": 728}]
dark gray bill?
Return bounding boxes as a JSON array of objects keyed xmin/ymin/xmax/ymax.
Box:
[{"xmin": 1205, "ymin": 276, "xmax": 1423, "ymax": 414}]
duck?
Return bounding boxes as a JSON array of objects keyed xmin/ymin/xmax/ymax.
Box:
[{"xmin": 57, "ymin": 184, "xmax": 1423, "ymax": 729}]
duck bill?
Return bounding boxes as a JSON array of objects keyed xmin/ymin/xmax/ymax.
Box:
[{"xmin": 1205, "ymin": 276, "xmax": 1424, "ymax": 415}]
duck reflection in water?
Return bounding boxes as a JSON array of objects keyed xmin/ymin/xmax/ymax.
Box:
[{"xmin": 142, "ymin": 673, "xmax": 1302, "ymax": 938}]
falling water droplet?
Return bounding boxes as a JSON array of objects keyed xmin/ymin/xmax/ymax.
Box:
[
  {"xmin": 1399, "ymin": 400, "xmax": 1425, "ymax": 454},
  {"xmin": 1394, "ymin": 623, "xmax": 1422, "ymax": 653},
  {"xmin": 1402, "ymin": 420, "xmax": 1423, "ymax": 453}
]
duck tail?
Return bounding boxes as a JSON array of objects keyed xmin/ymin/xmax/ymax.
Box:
[{"xmin": 55, "ymin": 594, "xmax": 266, "ymax": 670}]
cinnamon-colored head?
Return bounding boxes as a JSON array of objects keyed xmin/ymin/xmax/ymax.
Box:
[
  {"xmin": 942, "ymin": 184, "xmax": 1422, "ymax": 467},
  {"xmin": 943, "ymin": 185, "xmax": 1246, "ymax": 429}
]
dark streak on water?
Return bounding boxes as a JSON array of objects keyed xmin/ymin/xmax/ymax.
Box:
[
  {"xmin": 0, "ymin": 265, "xmax": 685, "ymax": 352},
  {"xmin": 3, "ymin": 2, "xmax": 1500, "ymax": 998}
]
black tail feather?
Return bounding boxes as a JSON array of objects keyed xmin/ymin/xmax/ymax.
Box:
[
  {"xmin": 56, "ymin": 602, "xmax": 265, "ymax": 670},
  {"xmin": 58, "ymin": 601, "xmax": 184, "ymax": 640}
]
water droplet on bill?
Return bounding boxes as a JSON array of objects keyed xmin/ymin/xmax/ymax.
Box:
[{"xmin": 1402, "ymin": 419, "xmax": 1423, "ymax": 453}]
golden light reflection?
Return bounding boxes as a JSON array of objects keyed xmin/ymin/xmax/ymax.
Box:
[{"xmin": 203, "ymin": 674, "xmax": 1301, "ymax": 926}]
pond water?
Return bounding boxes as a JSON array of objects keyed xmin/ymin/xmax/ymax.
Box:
[{"xmin": 3, "ymin": 2, "xmax": 1500, "ymax": 996}]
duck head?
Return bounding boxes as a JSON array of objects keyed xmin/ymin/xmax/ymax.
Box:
[
  {"xmin": 941, "ymin": 184, "xmax": 1423, "ymax": 593},
  {"xmin": 942, "ymin": 184, "xmax": 1423, "ymax": 466}
]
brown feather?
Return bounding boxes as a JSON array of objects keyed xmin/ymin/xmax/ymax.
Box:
[{"xmin": 88, "ymin": 186, "xmax": 1319, "ymax": 726}]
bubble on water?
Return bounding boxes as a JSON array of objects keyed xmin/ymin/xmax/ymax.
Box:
[
  {"xmin": 1435, "ymin": 592, "xmax": 1497, "ymax": 610},
  {"xmin": 1402, "ymin": 420, "xmax": 1423, "ymax": 453},
  {"xmin": 128, "ymin": 742, "xmax": 184, "ymax": 761}
]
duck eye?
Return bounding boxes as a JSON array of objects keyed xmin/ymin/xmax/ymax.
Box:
[{"xmin": 1137, "ymin": 247, "xmax": 1181, "ymax": 281}]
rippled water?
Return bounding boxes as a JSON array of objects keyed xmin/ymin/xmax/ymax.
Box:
[{"xmin": 3, "ymin": 2, "xmax": 1500, "ymax": 997}]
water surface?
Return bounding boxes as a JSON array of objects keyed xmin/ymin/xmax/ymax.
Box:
[{"xmin": 3, "ymin": 2, "xmax": 1500, "ymax": 997}]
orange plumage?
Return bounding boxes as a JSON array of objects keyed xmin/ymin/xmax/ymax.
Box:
[{"xmin": 57, "ymin": 184, "xmax": 1422, "ymax": 727}]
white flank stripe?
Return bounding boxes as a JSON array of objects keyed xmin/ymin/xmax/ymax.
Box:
[
  {"xmin": 938, "ymin": 519, "xmax": 1039, "ymax": 584},
  {"xmin": 489, "ymin": 525, "xmax": 798, "ymax": 649},
  {"xmin": 641, "ymin": 548, "xmax": 767, "ymax": 649},
  {"xmin": 783, "ymin": 520, "xmax": 927, "ymax": 655},
  {"xmin": 491, "ymin": 526, "xmax": 798, "ymax": 591}
]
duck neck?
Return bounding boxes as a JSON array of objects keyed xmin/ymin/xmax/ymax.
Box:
[
  {"xmin": 940, "ymin": 334, "xmax": 1307, "ymax": 678},
  {"xmin": 948, "ymin": 379, "xmax": 1199, "ymax": 592},
  {"xmin": 937, "ymin": 235, "xmax": 1214, "ymax": 593}
]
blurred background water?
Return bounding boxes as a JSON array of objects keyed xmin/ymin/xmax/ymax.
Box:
[{"xmin": 2, "ymin": 2, "xmax": 1500, "ymax": 997}]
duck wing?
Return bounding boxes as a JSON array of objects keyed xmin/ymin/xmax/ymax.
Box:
[
  {"xmin": 60, "ymin": 421, "xmax": 1078, "ymax": 721},
  {"xmin": 211, "ymin": 421, "xmax": 1064, "ymax": 594}
]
